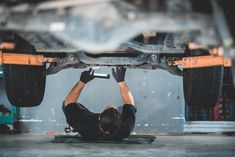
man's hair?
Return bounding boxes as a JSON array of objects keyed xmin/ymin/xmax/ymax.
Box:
[{"xmin": 99, "ymin": 107, "xmax": 121, "ymax": 136}]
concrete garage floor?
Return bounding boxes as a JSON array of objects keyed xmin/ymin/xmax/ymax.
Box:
[{"xmin": 0, "ymin": 134, "xmax": 235, "ymax": 157}]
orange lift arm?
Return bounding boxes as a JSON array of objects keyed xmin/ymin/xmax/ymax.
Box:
[
  {"xmin": 0, "ymin": 51, "xmax": 58, "ymax": 66},
  {"xmin": 0, "ymin": 51, "xmax": 232, "ymax": 68},
  {"xmin": 173, "ymin": 55, "xmax": 232, "ymax": 69}
]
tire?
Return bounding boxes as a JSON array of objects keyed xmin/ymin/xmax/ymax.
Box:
[
  {"xmin": 183, "ymin": 66, "xmax": 224, "ymax": 108},
  {"xmin": 2, "ymin": 32, "xmax": 46, "ymax": 107},
  {"xmin": 232, "ymin": 59, "xmax": 235, "ymax": 89},
  {"xmin": 4, "ymin": 64, "xmax": 46, "ymax": 107},
  {"xmin": 222, "ymin": 67, "xmax": 235, "ymax": 100}
]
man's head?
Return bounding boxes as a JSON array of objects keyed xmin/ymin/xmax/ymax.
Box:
[{"xmin": 99, "ymin": 105, "xmax": 121, "ymax": 138}]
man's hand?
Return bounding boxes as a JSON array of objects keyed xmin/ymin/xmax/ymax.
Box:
[
  {"xmin": 112, "ymin": 67, "xmax": 126, "ymax": 83},
  {"xmin": 80, "ymin": 68, "xmax": 95, "ymax": 84},
  {"xmin": 112, "ymin": 67, "xmax": 134, "ymax": 105}
]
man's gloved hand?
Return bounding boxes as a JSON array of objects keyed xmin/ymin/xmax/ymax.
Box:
[
  {"xmin": 112, "ymin": 67, "xmax": 126, "ymax": 83},
  {"xmin": 80, "ymin": 68, "xmax": 95, "ymax": 84}
]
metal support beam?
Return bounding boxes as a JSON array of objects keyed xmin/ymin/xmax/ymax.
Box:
[
  {"xmin": 124, "ymin": 41, "xmax": 185, "ymax": 54},
  {"xmin": 211, "ymin": 0, "xmax": 234, "ymax": 50},
  {"xmin": 0, "ymin": 52, "xmax": 232, "ymax": 71},
  {"xmin": 184, "ymin": 121, "xmax": 235, "ymax": 133}
]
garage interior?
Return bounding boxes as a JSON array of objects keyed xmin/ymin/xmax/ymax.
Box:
[
  {"xmin": 0, "ymin": 0, "xmax": 235, "ymax": 157},
  {"xmin": 1, "ymin": 67, "xmax": 235, "ymax": 157}
]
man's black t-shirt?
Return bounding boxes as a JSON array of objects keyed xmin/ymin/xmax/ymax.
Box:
[{"xmin": 62, "ymin": 103, "xmax": 137, "ymax": 140}]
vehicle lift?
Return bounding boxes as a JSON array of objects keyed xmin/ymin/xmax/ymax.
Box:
[
  {"xmin": 0, "ymin": 49, "xmax": 233, "ymax": 135},
  {"xmin": 0, "ymin": 50, "xmax": 232, "ymax": 69}
]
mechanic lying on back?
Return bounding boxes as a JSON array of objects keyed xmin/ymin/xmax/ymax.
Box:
[{"xmin": 62, "ymin": 67, "xmax": 136, "ymax": 140}]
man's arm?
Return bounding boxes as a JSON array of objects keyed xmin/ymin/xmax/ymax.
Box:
[
  {"xmin": 118, "ymin": 81, "xmax": 134, "ymax": 105},
  {"xmin": 112, "ymin": 67, "xmax": 134, "ymax": 105},
  {"xmin": 64, "ymin": 68, "xmax": 95, "ymax": 106},
  {"xmin": 64, "ymin": 81, "xmax": 85, "ymax": 106}
]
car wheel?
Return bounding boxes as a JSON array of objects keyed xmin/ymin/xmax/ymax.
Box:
[
  {"xmin": 222, "ymin": 67, "xmax": 235, "ymax": 100},
  {"xmin": 2, "ymin": 32, "xmax": 46, "ymax": 107},
  {"xmin": 3, "ymin": 64, "xmax": 46, "ymax": 107},
  {"xmin": 183, "ymin": 66, "xmax": 224, "ymax": 108},
  {"xmin": 232, "ymin": 59, "xmax": 235, "ymax": 89}
]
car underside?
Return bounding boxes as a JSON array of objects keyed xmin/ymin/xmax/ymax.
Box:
[{"xmin": 0, "ymin": 0, "xmax": 235, "ymax": 108}]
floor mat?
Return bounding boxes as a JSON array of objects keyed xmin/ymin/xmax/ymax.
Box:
[{"xmin": 52, "ymin": 134, "xmax": 156, "ymax": 144}]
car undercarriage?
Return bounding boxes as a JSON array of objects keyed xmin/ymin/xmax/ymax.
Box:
[{"xmin": 0, "ymin": 0, "xmax": 235, "ymax": 108}]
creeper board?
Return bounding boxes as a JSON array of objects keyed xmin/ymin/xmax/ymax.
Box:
[{"xmin": 52, "ymin": 134, "xmax": 156, "ymax": 144}]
